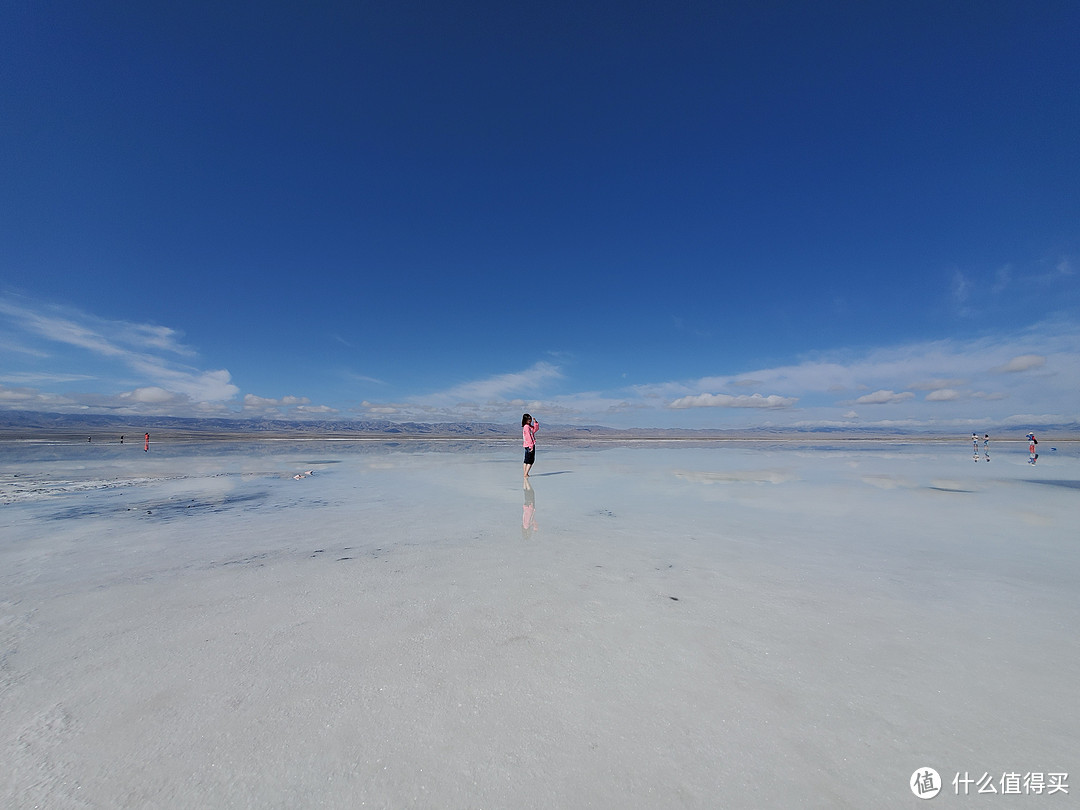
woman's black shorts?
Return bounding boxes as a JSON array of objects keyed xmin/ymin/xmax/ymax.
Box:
[{"xmin": 523, "ymin": 447, "xmax": 536, "ymax": 464}]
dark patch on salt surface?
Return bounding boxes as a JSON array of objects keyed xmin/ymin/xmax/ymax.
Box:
[
  {"xmin": 1024, "ymin": 479, "xmax": 1080, "ymax": 490},
  {"xmin": 46, "ymin": 504, "xmax": 103, "ymax": 520},
  {"xmin": 139, "ymin": 491, "xmax": 270, "ymax": 519},
  {"xmin": 308, "ymin": 546, "xmax": 384, "ymax": 563},
  {"xmin": 926, "ymin": 486, "xmax": 975, "ymax": 493},
  {"xmin": 272, "ymin": 497, "xmax": 329, "ymax": 510},
  {"xmin": 48, "ymin": 490, "xmax": 272, "ymax": 521}
]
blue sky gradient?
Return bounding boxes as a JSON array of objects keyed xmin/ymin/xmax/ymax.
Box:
[{"xmin": 2, "ymin": 2, "xmax": 1078, "ymax": 430}]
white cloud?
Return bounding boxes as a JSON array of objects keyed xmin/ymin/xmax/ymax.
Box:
[
  {"xmin": 123, "ymin": 387, "xmax": 180, "ymax": 404},
  {"xmin": 4, "ymin": 292, "xmax": 1078, "ymax": 431},
  {"xmin": 1000, "ymin": 413, "xmax": 1069, "ymax": 426},
  {"xmin": 990, "ymin": 354, "xmax": 1046, "ymax": 373},
  {"xmin": 925, "ymin": 389, "xmax": 962, "ymax": 402},
  {"xmin": 242, "ymin": 393, "xmax": 332, "ymax": 417},
  {"xmin": 142, "ymin": 367, "xmax": 239, "ymax": 402},
  {"xmin": 0, "ymin": 296, "xmax": 239, "ymax": 409},
  {"xmin": 0, "ymin": 383, "xmax": 76, "ymax": 408},
  {"xmin": 0, "ymin": 298, "xmax": 194, "ymax": 359},
  {"xmin": 356, "ymin": 362, "xmax": 569, "ymax": 422},
  {"xmin": 438, "ymin": 362, "xmax": 563, "ymax": 401},
  {"xmin": 644, "ymin": 320, "xmax": 1074, "ymax": 415},
  {"xmin": 245, "ymin": 394, "xmax": 283, "ymax": 409},
  {"xmin": 0, "ymin": 372, "xmax": 96, "ymax": 384},
  {"xmin": 296, "ymin": 404, "xmax": 338, "ymax": 415},
  {"xmin": 234, "ymin": 395, "xmax": 339, "ymax": 418},
  {"xmin": 992, "ymin": 265, "xmax": 1011, "ymax": 293},
  {"xmin": 910, "ymin": 378, "xmax": 968, "ymax": 391},
  {"xmin": 344, "ymin": 371, "xmax": 386, "ymax": 385},
  {"xmin": 951, "ymin": 269, "xmax": 974, "ymax": 316},
  {"xmin": 373, "ymin": 319, "xmax": 1080, "ymax": 429},
  {"xmin": 668, "ymin": 393, "xmax": 798, "ymax": 409},
  {"xmin": 0, "ymin": 385, "xmax": 35, "ymax": 403},
  {"xmin": 854, "ymin": 390, "xmax": 915, "ymax": 405},
  {"xmin": 0, "ymin": 339, "xmax": 50, "ymax": 359},
  {"xmin": 1031, "ymin": 258, "xmax": 1075, "ymax": 284}
]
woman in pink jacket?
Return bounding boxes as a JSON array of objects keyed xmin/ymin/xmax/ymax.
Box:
[{"xmin": 522, "ymin": 413, "xmax": 539, "ymax": 478}]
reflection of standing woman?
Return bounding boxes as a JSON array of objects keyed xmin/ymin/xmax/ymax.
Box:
[
  {"xmin": 522, "ymin": 413, "xmax": 539, "ymax": 479},
  {"xmin": 522, "ymin": 479, "xmax": 537, "ymax": 538}
]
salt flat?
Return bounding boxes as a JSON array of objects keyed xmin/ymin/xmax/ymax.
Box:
[{"xmin": 1, "ymin": 439, "xmax": 1077, "ymax": 808}]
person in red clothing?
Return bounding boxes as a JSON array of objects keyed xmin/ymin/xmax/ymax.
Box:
[{"xmin": 522, "ymin": 413, "xmax": 539, "ymax": 479}]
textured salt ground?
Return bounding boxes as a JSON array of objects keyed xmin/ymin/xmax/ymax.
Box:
[{"xmin": 1, "ymin": 441, "xmax": 1078, "ymax": 808}]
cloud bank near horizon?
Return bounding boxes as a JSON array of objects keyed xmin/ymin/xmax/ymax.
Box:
[
  {"xmin": 0, "ymin": 297, "xmax": 242, "ymax": 414},
  {"xmin": 1, "ymin": 296, "xmax": 1078, "ymax": 430}
]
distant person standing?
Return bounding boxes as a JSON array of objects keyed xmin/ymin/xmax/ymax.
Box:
[
  {"xmin": 1027, "ymin": 432, "xmax": 1037, "ymax": 464},
  {"xmin": 522, "ymin": 413, "xmax": 539, "ymax": 479},
  {"xmin": 144, "ymin": 432, "xmax": 150, "ymax": 452}
]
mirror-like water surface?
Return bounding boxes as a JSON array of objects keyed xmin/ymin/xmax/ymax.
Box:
[{"xmin": 2, "ymin": 440, "xmax": 1077, "ymax": 807}]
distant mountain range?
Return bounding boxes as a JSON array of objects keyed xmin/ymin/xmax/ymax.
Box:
[
  {"xmin": 0, "ymin": 409, "xmax": 1076, "ymax": 440},
  {"xmin": 0, "ymin": 409, "xmax": 514, "ymax": 438}
]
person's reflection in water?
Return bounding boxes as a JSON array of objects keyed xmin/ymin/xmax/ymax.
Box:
[{"xmin": 522, "ymin": 479, "xmax": 538, "ymax": 539}]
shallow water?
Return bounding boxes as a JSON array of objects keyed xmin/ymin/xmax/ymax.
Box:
[{"xmin": 1, "ymin": 440, "xmax": 1077, "ymax": 808}]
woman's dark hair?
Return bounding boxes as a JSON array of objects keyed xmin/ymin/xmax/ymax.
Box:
[{"xmin": 521, "ymin": 413, "xmax": 532, "ymax": 426}]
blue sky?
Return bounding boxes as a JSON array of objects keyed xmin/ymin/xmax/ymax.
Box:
[{"xmin": 2, "ymin": 1, "xmax": 1078, "ymax": 431}]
